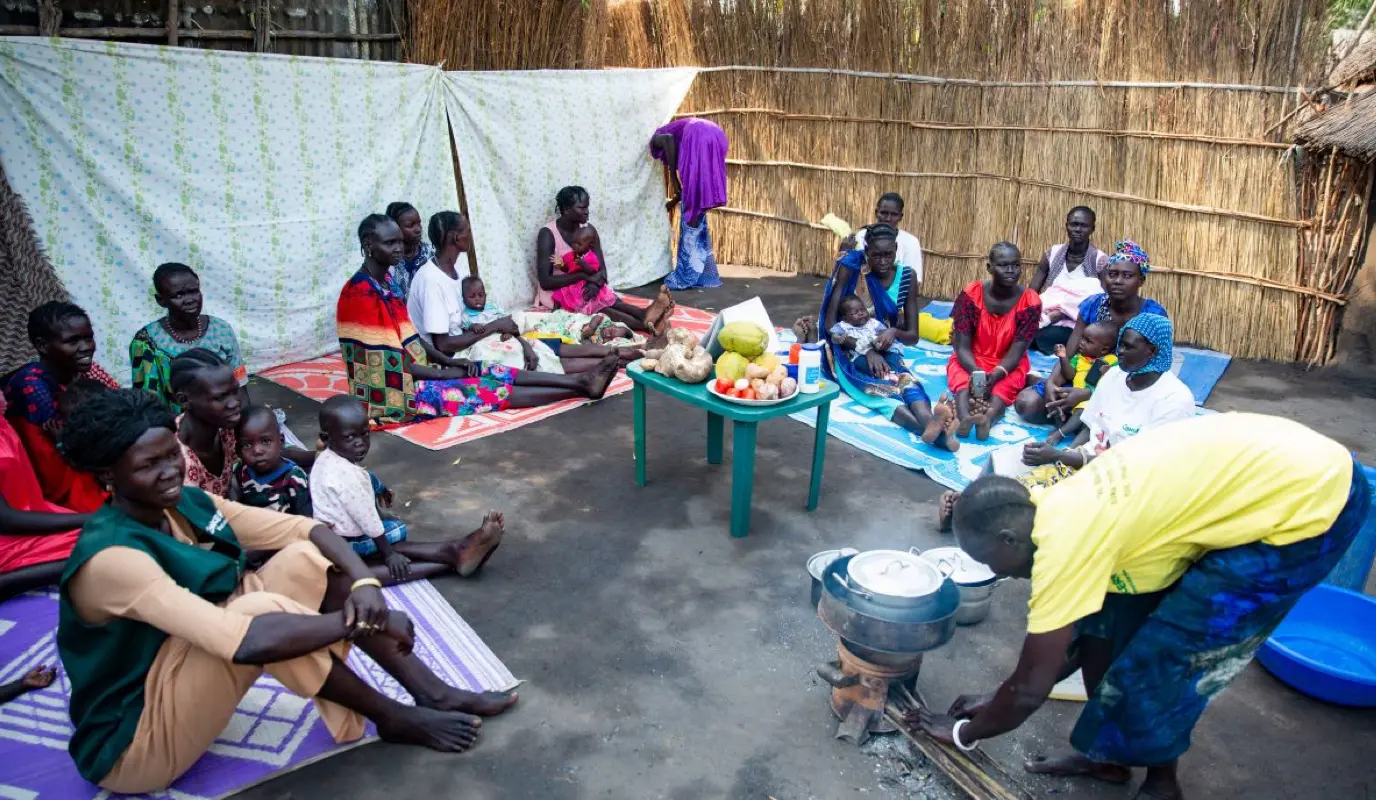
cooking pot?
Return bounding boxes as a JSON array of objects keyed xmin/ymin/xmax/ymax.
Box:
[
  {"xmin": 841, "ymin": 548, "xmax": 949, "ymax": 607},
  {"xmin": 818, "ymin": 554, "xmax": 960, "ymax": 655},
  {"xmin": 807, "ymin": 548, "xmax": 859, "ymax": 609},
  {"xmin": 917, "ymin": 546, "xmax": 1000, "ymax": 625}
]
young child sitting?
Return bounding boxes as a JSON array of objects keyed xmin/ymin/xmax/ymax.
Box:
[
  {"xmin": 829, "ymin": 294, "xmax": 910, "ymax": 384},
  {"xmin": 551, "ymin": 225, "xmax": 619, "ymax": 315},
  {"xmin": 1045, "ymin": 320, "xmax": 1119, "ymax": 425},
  {"xmin": 310, "ymin": 396, "xmax": 505, "ymax": 584},
  {"xmin": 230, "ymin": 405, "xmax": 312, "ymax": 516},
  {"xmin": 459, "ymin": 276, "xmax": 564, "ymax": 373}
]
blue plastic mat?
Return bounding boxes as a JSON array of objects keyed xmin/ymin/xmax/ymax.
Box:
[{"xmin": 784, "ymin": 303, "xmax": 1230, "ymax": 492}]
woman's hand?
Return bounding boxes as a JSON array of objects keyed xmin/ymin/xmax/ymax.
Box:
[
  {"xmin": 379, "ymin": 609, "xmax": 416, "ymax": 656},
  {"xmin": 1046, "ymin": 387, "xmax": 1090, "ymax": 416},
  {"xmin": 838, "ymin": 233, "xmax": 858, "ymax": 254},
  {"xmin": 384, "ymin": 551, "xmax": 413, "ymax": 583},
  {"xmin": 582, "ymin": 281, "xmax": 600, "ymax": 301},
  {"xmin": 471, "ymin": 322, "xmax": 488, "ymax": 337},
  {"xmin": 1022, "ymin": 441, "xmax": 1059, "ymax": 467},
  {"xmin": 378, "ymin": 487, "xmax": 394, "ymax": 508},
  {"xmin": 448, "ymin": 359, "xmax": 481, "ymax": 378},
  {"xmin": 344, "ymin": 584, "xmax": 390, "ymax": 633},
  {"xmin": 866, "ymin": 351, "xmax": 892, "ymax": 379},
  {"xmin": 587, "ymin": 268, "xmax": 609, "ymax": 287},
  {"xmin": 949, "ymin": 693, "xmax": 993, "ymax": 719},
  {"xmin": 900, "ymin": 708, "xmax": 959, "ymax": 746},
  {"xmin": 521, "ymin": 340, "xmax": 539, "ymax": 371},
  {"xmin": 1047, "ymin": 309, "xmax": 1068, "ymax": 324},
  {"xmin": 875, "ymin": 327, "xmax": 900, "ymax": 352}
]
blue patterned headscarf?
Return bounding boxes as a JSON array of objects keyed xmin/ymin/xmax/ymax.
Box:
[
  {"xmin": 1119, "ymin": 313, "xmax": 1173, "ymax": 375},
  {"xmin": 1108, "ymin": 239, "xmax": 1150, "ymax": 275}
]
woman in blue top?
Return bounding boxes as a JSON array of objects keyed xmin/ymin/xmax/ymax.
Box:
[
  {"xmin": 819, "ymin": 224, "xmax": 956, "ymax": 450},
  {"xmin": 1015, "ymin": 240, "xmax": 1166, "ymax": 425}
]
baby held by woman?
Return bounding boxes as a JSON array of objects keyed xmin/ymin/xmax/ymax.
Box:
[{"xmin": 829, "ymin": 294, "xmax": 912, "ymax": 387}]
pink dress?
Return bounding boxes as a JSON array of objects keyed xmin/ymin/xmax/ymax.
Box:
[{"xmin": 551, "ymin": 250, "xmax": 618, "ymax": 315}]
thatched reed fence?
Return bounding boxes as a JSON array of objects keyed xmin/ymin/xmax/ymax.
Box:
[{"xmin": 407, "ymin": 0, "xmax": 1367, "ymax": 363}]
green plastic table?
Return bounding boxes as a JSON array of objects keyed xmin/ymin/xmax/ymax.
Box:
[{"xmin": 628, "ymin": 363, "xmax": 841, "ymax": 537}]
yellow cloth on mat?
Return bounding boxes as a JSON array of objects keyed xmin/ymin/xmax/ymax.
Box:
[
  {"xmin": 919, "ymin": 312, "xmax": 952, "ymax": 345},
  {"xmin": 1024, "ymin": 413, "xmax": 1352, "ymax": 634}
]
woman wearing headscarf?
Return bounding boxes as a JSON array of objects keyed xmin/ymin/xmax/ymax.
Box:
[
  {"xmin": 55, "ymin": 389, "xmax": 515, "ymax": 793},
  {"xmin": 910, "ymin": 413, "xmax": 1368, "ymax": 800},
  {"xmin": 938, "ymin": 314, "xmax": 1195, "ymax": 531},
  {"xmin": 650, "ymin": 118, "xmax": 728, "ymax": 290},
  {"xmin": 1015, "ymin": 240, "xmax": 1167, "ymax": 425}
]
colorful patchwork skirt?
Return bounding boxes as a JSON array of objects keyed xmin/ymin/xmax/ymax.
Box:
[{"xmin": 412, "ymin": 364, "xmax": 516, "ymax": 418}]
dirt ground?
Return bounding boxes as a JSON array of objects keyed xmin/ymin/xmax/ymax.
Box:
[{"xmin": 238, "ymin": 272, "xmax": 1376, "ymax": 800}]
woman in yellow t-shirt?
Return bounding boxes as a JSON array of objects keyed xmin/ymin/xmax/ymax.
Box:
[{"xmin": 908, "ymin": 413, "xmax": 1368, "ymax": 800}]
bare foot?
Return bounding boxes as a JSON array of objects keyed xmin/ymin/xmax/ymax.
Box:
[
  {"xmin": 643, "ymin": 286, "xmax": 675, "ymax": 334},
  {"xmin": 793, "ymin": 316, "xmax": 818, "ymax": 344},
  {"xmin": 456, "ymin": 512, "xmax": 505, "ymax": 577},
  {"xmin": 937, "ymin": 491, "xmax": 959, "ymax": 533},
  {"xmin": 1135, "ymin": 776, "xmax": 1184, "ymax": 800},
  {"xmin": 922, "ymin": 404, "xmax": 951, "ymax": 445},
  {"xmin": 1024, "ymin": 754, "xmax": 1132, "ymax": 784},
  {"xmin": 940, "ymin": 407, "xmax": 961, "ymax": 452},
  {"xmin": 415, "ymin": 686, "xmax": 519, "ymax": 717},
  {"xmin": 375, "ymin": 704, "xmax": 481, "ymax": 753},
  {"xmin": 974, "ymin": 412, "xmax": 991, "ymax": 441},
  {"xmin": 580, "ymin": 354, "xmax": 620, "ymax": 399}
]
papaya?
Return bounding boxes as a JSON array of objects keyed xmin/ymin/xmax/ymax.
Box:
[
  {"xmin": 753, "ymin": 352, "xmax": 782, "ymax": 373},
  {"xmin": 719, "ymin": 321, "xmax": 768, "ymax": 358},
  {"xmin": 715, "ymin": 351, "xmax": 750, "ymax": 381}
]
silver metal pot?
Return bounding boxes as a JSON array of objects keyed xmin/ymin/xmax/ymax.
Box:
[
  {"xmin": 916, "ymin": 546, "xmax": 1000, "ymax": 626},
  {"xmin": 817, "ymin": 555, "xmax": 960, "ymax": 655},
  {"xmin": 807, "ymin": 548, "xmax": 858, "ymax": 609}
]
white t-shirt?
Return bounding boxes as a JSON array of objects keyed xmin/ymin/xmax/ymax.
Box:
[
  {"xmin": 406, "ymin": 260, "xmax": 465, "ymax": 342},
  {"xmin": 854, "ymin": 228, "xmax": 924, "ymax": 282},
  {"xmin": 1078, "ymin": 367, "xmax": 1195, "ymax": 456}
]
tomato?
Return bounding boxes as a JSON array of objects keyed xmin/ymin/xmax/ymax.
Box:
[
  {"xmin": 727, "ymin": 388, "xmax": 742, "ymax": 397},
  {"xmin": 741, "ymin": 389, "xmax": 757, "ymax": 400},
  {"xmin": 715, "ymin": 377, "xmax": 734, "ymax": 393}
]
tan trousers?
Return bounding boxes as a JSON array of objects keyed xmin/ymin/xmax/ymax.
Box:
[{"xmin": 100, "ymin": 541, "xmax": 368, "ymax": 794}]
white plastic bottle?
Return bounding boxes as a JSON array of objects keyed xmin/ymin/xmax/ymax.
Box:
[{"xmin": 799, "ymin": 343, "xmax": 823, "ymax": 393}]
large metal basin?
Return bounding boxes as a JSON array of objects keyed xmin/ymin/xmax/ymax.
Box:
[{"xmin": 817, "ymin": 554, "xmax": 960, "ymax": 655}]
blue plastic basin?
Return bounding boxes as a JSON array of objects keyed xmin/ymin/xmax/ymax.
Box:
[{"xmin": 1258, "ymin": 584, "xmax": 1376, "ymax": 707}]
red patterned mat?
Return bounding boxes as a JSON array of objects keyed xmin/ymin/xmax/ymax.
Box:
[{"xmin": 258, "ymin": 298, "xmax": 715, "ymax": 451}]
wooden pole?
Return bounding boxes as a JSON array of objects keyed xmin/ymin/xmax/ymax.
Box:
[
  {"xmin": 166, "ymin": 0, "xmax": 178, "ymax": 45},
  {"xmin": 0, "ymin": 25, "xmax": 398, "ymax": 41}
]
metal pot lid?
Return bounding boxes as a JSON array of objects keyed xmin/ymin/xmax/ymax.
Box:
[
  {"xmin": 918, "ymin": 547, "xmax": 996, "ymax": 585},
  {"xmin": 847, "ymin": 549, "xmax": 943, "ymax": 597},
  {"xmin": 807, "ymin": 548, "xmax": 858, "ymax": 579}
]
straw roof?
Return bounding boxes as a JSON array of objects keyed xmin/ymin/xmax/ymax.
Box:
[
  {"xmin": 1297, "ymin": 90, "xmax": 1376, "ymax": 160},
  {"xmin": 1330, "ymin": 36, "xmax": 1376, "ymax": 88}
]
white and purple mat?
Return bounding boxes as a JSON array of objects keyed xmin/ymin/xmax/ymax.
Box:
[{"xmin": 0, "ymin": 582, "xmax": 519, "ymax": 799}]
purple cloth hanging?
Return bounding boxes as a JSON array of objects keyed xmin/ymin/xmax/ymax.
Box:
[{"xmin": 650, "ymin": 118, "xmax": 729, "ymax": 225}]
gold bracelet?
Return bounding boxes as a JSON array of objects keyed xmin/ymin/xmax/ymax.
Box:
[{"xmin": 350, "ymin": 577, "xmax": 383, "ymax": 593}]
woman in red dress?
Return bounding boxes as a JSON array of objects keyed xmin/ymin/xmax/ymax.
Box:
[
  {"xmin": 3, "ymin": 302, "xmax": 119, "ymax": 512},
  {"xmin": 946, "ymin": 242, "xmax": 1041, "ymax": 440}
]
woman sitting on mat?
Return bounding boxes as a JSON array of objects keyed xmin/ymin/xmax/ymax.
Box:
[
  {"xmin": 937, "ymin": 314, "xmax": 1195, "ymax": 532},
  {"xmin": 55, "ymin": 388, "xmax": 514, "ymax": 795},
  {"xmin": 340, "ymin": 214, "xmax": 620, "ymax": 426},
  {"xmin": 1015, "ymin": 240, "xmax": 1166, "ymax": 425},
  {"xmin": 169, "ymin": 349, "xmax": 317, "ymax": 497},
  {"xmin": 385, "ymin": 201, "xmax": 435, "ymax": 301},
  {"xmin": 129, "ymin": 263, "xmax": 248, "ymax": 414},
  {"xmin": 0, "ymin": 415, "xmax": 91, "ymax": 601},
  {"xmin": 407, "ymin": 212, "xmax": 637, "ymax": 375},
  {"xmin": 911, "ymin": 413, "xmax": 1367, "ymax": 800},
  {"xmin": 533, "ymin": 185, "xmax": 672, "ymax": 333},
  {"xmin": 1028, "ymin": 206, "xmax": 1110, "ymax": 354},
  {"xmin": 819, "ymin": 224, "xmax": 954, "ymax": 450},
  {"xmin": 946, "ymin": 242, "xmax": 1042, "ymax": 441},
  {"xmin": 3, "ymin": 301, "xmax": 119, "ymax": 512},
  {"xmin": 650, "ymin": 117, "xmax": 728, "ymax": 291}
]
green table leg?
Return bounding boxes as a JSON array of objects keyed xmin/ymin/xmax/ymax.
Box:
[
  {"xmin": 707, "ymin": 412, "xmax": 724, "ymax": 465},
  {"xmin": 633, "ymin": 383, "xmax": 647, "ymax": 487},
  {"xmin": 730, "ymin": 421, "xmax": 758, "ymax": 537},
  {"xmin": 808, "ymin": 401, "xmax": 830, "ymax": 511}
]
